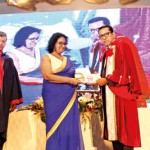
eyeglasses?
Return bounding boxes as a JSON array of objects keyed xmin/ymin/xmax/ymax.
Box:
[
  {"xmin": 99, "ymin": 32, "xmax": 111, "ymax": 40},
  {"xmin": 57, "ymin": 41, "xmax": 67, "ymax": 46},
  {"xmin": 27, "ymin": 37, "xmax": 39, "ymax": 41},
  {"xmin": 90, "ymin": 28, "xmax": 99, "ymax": 33}
]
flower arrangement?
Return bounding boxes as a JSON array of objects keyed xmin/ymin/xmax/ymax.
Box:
[
  {"xmin": 19, "ymin": 96, "xmax": 46, "ymax": 123},
  {"xmin": 18, "ymin": 91, "xmax": 103, "ymax": 123},
  {"xmin": 77, "ymin": 91, "xmax": 103, "ymax": 121}
]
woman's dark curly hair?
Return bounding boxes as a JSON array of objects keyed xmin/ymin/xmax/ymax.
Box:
[
  {"xmin": 13, "ymin": 26, "xmax": 41, "ymax": 48},
  {"xmin": 47, "ymin": 32, "xmax": 68, "ymax": 53}
]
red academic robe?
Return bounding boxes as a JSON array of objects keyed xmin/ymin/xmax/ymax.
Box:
[{"xmin": 101, "ymin": 36, "xmax": 149, "ymax": 147}]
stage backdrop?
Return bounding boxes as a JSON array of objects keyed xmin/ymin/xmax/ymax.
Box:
[{"xmin": 0, "ymin": 8, "xmax": 149, "ymax": 106}]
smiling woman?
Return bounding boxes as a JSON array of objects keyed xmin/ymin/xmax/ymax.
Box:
[
  {"xmin": 41, "ymin": 32, "xmax": 85, "ymax": 150},
  {"xmin": 7, "ymin": 26, "xmax": 43, "ymax": 106},
  {"xmin": 8, "ymin": 26, "xmax": 42, "ymax": 75}
]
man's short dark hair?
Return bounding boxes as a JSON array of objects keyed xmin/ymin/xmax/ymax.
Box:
[
  {"xmin": 0, "ymin": 31, "xmax": 7, "ymax": 37},
  {"xmin": 98, "ymin": 25, "xmax": 114, "ymax": 33},
  {"xmin": 88, "ymin": 17, "xmax": 110, "ymax": 26}
]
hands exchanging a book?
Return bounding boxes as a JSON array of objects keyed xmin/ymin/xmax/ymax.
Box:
[{"xmin": 75, "ymin": 72, "xmax": 107, "ymax": 86}]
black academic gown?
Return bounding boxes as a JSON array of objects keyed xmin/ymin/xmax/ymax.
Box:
[{"xmin": 0, "ymin": 54, "xmax": 23, "ymax": 135}]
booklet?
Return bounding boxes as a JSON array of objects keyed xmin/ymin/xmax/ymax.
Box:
[{"xmin": 75, "ymin": 67, "xmax": 100, "ymax": 84}]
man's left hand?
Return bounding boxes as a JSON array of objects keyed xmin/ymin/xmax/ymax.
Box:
[{"xmin": 96, "ymin": 78, "xmax": 107, "ymax": 86}]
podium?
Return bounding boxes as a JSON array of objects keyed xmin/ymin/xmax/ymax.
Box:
[
  {"xmin": 3, "ymin": 108, "xmax": 150, "ymax": 150},
  {"xmin": 3, "ymin": 110, "xmax": 113, "ymax": 150},
  {"xmin": 3, "ymin": 110, "xmax": 46, "ymax": 150}
]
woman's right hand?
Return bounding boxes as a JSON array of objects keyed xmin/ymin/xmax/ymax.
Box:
[{"xmin": 69, "ymin": 78, "xmax": 81, "ymax": 85}]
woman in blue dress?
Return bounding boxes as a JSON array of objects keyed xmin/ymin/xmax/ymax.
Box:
[{"xmin": 41, "ymin": 32, "xmax": 85, "ymax": 150}]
